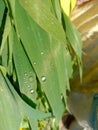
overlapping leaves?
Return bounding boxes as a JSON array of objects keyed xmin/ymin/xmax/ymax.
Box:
[{"xmin": 0, "ymin": 0, "xmax": 82, "ymax": 129}]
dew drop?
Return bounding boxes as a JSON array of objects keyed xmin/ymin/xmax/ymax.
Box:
[
  {"xmin": 41, "ymin": 76, "xmax": 46, "ymax": 82},
  {"xmin": 23, "ymin": 77, "xmax": 26, "ymax": 80},
  {"xmin": 27, "ymin": 85, "xmax": 30, "ymax": 88},
  {"xmin": 29, "ymin": 76, "xmax": 33, "ymax": 82},
  {"xmin": 41, "ymin": 51, "xmax": 44, "ymax": 55},
  {"xmin": 34, "ymin": 62, "xmax": 36, "ymax": 65},
  {"xmin": 18, "ymin": 34, "xmax": 20, "ymax": 39},
  {"xmin": 30, "ymin": 89, "xmax": 34, "ymax": 94},
  {"xmin": 12, "ymin": 19, "xmax": 14, "ymax": 25},
  {"xmin": 24, "ymin": 73, "xmax": 28, "ymax": 76},
  {"xmin": 0, "ymin": 88, "xmax": 3, "ymax": 92}
]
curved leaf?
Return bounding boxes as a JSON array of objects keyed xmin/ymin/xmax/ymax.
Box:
[{"xmin": 0, "ymin": 71, "xmax": 21, "ymax": 130}]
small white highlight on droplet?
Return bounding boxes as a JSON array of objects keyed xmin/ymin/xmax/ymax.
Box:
[
  {"xmin": 41, "ymin": 76, "xmax": 46, "ymax": 82},
  {"xmin": 30, "ymin": 89, "xmax": 34, "ymax": 94}
]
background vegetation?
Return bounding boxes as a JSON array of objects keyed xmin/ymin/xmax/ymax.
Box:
[{"xmin": 0, "ymin": 0, "xmax": 82, "ymax": 129}]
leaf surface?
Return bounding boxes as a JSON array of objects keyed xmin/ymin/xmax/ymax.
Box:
[{"xmin": 15, "ymin": 0, "xmax": 67, "ymax": 121}]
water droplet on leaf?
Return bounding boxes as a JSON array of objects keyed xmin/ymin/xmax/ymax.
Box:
[
  {"xmin": 30, "ymin": 89, "xmax": 34, "ymax": 93},
  {"xmin": 27, "ymin": 85, "xmax": 30, "ymax": 88},
  {"xmin": 24, "ymin": 72, "xmax": 28, "ymax": 76},
  {"xmin": 41, "ymin": 52, "xmax": 44, "ymax": 55},
  {"xmin": 41, "ymin": 76, "xmax": 46, "ymax": 82},
  {"xmin": 34, "ymin": 62, "xmax": 36, "ymax": 65},
  {"xmin": 29, "ymin": 76, "xmax": 33, "ymax": 82}
]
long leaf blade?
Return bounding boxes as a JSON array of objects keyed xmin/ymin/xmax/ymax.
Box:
[
  {"xmin": 15, "ymin": 0, "xmax": 65, "ymax": 121},
  {"xmin": 13, "ymin": 28, "xmax": 37, "ymax": 104},
  {"xmin": 0, "ymin": 71, "xmax": 21, "ymax": 130},
  {"xmin": 19, "ymin": 0, "xmax": 67, "ymax": 44}
]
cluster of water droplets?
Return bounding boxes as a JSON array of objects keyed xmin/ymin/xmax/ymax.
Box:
[
  {"xmin": 40, "ymin": 51, "xmax": 46, "ymax": 82},
  {"xmin": 23, "ymin": 71, "xmax": 35, "ymax": 94},
  {"xmin": 23, "ymin": 71, "xmax": 46, "ymax": 95},
  {"xmin": 31, "ymin": 51, "xmax": 47, "ymax": 85}
]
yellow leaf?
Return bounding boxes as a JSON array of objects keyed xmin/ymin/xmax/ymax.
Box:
[
  {"xmin": 0, "ymin": 65, "xmax": 6, "ymax": 76},
  {"xmin": 71, "ymin": 0, "xmax": 77, "ymax": 10},
  {"xmin": 19, "ymin": 118, "xmax": 30, "ymax": 130},
  {"xmin": 60, "ymin": 0, "xmax": 76, "ymax": 16},
  {"xmin": 19, "ymin": 127, "xmax": 29, "ymax": 130},
  {"xmin": 19, "ymin": 128, "xmax": 27, "ymax": 130}
]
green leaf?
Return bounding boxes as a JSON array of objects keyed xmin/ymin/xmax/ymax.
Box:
[
  {"xmin": 7, "ymin": 26, "xmax": 14, "ymax": 75},
  {"xmin": 0, "ymin": 14, "xmax": 11, "ymax": 55},
  {"xmin": 15, "ymin": 0, "xmax": 65, "ymax": 121},
  {"xmin": 13, "ymin": 28, "xmax": 37, "ymax": 104},
  {"xmin": 63, "ymin": 13, "xmax": 82, "ymax": 78},
  {"xmin": 19, "ymin": 0, "xmax": 67, "ymax": 44},
  {"xmin": 0, "ymin": 65, "xmax": 6, "ymax": 75},
  {"xmin": 0, "ymin": 0, "xmax": 5, "ymax": 27},
  {"xmin": 0, "ymin": 0, "xmax": 83, "ymax": 129},
  {"xmin": 5, "ymin": 74, "xmax": 52, "ymax": 120},
  {"xmin": 0, "ymin": 70, "xmax": 51, "ymax": 129},
  {"xmin": 51, "ymin": 0, "xmax": 62, "ymax": 22},
  {"xmin": 63, "ymin": 13, "xmax": 82, "ymax": 59},
  {"xmin": 1, "ymin": 40, "xmax": 8, "ymax": 69},
  {"xmin": 0, "ymin": 71, "xmax": 47, "ymax": 130},
  {"xmin": 0, "ymin": 71, "xmax": 21, "ymax": 130}
]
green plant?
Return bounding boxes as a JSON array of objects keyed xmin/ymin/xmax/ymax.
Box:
[{"xmin": 0, "ymin": 0, "xmax": 82, "ymax": 129}]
